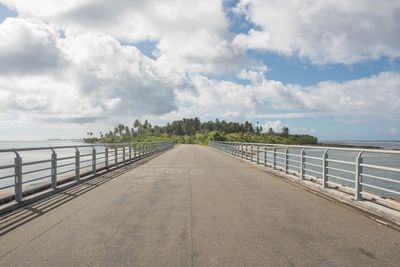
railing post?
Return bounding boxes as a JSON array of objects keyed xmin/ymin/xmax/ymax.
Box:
[
  {"xmin": 250, "ymin": 145, "xmax": 253, "ymax": 162},
  {"xmin": 92, "ymin": 146, "xmax": 96, "ymax": 175},
  {"xmin": 14, "ymin": 152, "xmax": 23, "ymax": 202},
  {"xmin": 138, "ymin": 144, "xmax": 141, "ymax": 158},
  {"xmin": 122, "ymin": 146, "xmax": 126, "ymax": 163},
  {"xmin": 75, "ymin": 148, "xmax": 80, "ymax": 181},
  {"xmin": 134, "ymin": 144, "xmax": 137, "ymax": 159},
  {"xmin": 264, "ymin": 146, "xmax": 267, "ymax": 166},
  {"xmin": 129, "ymin": 144, "xmax": 132, "ymax": 160},
  {"xmin": 284, "ymin": 147, "xmax": 288, "ymax": 174},
  {"xmin": 273, "ymin": 147, "xmax": 276, "ymax": 170},
  {"xmin": 256, "ymin": 145, "xmax": 260, "ymax": 164},
  {"xmin": 115, "ymin": 147, "xmax": 118, "ymax": 165},
  {"xmin": 322, "ymin": 149, "xmax": 328, "ymax": 188},
  {"xmin": 105, "ymin": 147, "xmax": 109, "ymax": 169},
  {"xmin": 241, "ymin": 144, "xmax": 244, "ymax": 159},
  {"xmin": 245, "ymin": 145, "xmax": 248, "ymax": 160},
  {"xmin": 354, "ymin": 151, "xmax": 363, "ymax": 200},
  {"xmin": 300, "ymin": 148, "xmax": 305, "ymax": 180},
  {"xmin": 51, "ymin": 149, "xmax": 57, "ymax": 190}
]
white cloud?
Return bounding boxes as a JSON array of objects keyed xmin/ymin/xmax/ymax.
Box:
[
  {"xmin": 0, "ymin": 18, "xmax": 177, "ymax": 123},
  {"xmin": 2, "ymin": 0, "xmax": 227, "ymax": 41},
  {"xmin": 254, "ymin": 113, "xmax": 319, "ymax": 119},
  {"xmin": 263, "ymin": 120, "xmax": 284, "ymax": 132},
  {"xmin": 0, "ymin": 0, "xmax": 399, "ymax": 140},
  {"xmin": 172, "ymin": 71, "xmax": 400, "ymax": 122},
  {"xmin": 389, "ymin": 128, "xmax": 399, "ymax": 135},
  {"xmin": 2, "ymin": 0, "xmax": 248, "ymax": 76},
  {"xmin": 233, "ymin": 0, "xmax": 400, "ymax": 64},
  {"xmin": 0, "ymin": 17, "xmax": 65, "ymax": 74}
]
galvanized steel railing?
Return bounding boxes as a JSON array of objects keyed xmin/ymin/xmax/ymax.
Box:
[
  {"xmin": 0, "ymin": 141, "xmax": 173, "ymax": 204},
  {"xmin": 209, "ymin": 141, "xmax": 400, "ymax": 206}
]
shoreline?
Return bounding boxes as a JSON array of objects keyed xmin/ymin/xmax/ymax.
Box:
[{"xmin": 319, "ymin": 143, "xmax": 382, "ymax": 149}]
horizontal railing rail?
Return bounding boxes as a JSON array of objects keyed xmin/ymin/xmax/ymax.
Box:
[
  {"xmin": 209, "ymin": 141, "xmax": 400, "ymax": 208},
  {"xmin": 0, "ymin": 141, "xmax": 173, "ymax": 204}
]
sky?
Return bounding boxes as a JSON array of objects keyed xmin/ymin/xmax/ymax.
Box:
[{"xmin": 0, "ymin": 0, "xmax": 399, "ymax": 141}]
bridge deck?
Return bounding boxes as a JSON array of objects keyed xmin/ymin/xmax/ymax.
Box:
[{"xmin": 0, "ymin": 145, "xmax": 399, "ymax": 266}]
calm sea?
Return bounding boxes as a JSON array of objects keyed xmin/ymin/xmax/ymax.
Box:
[
  {"xmin": 321, "ymin": 140, "xmax": 400, "ymax": 150},
  {"xmin": 0, "ymin": 140, "xmax": 100, "ymax": 198},
  {"xmin": 0, "ymin": 140, "xmax": 399, "ymax": 200}
]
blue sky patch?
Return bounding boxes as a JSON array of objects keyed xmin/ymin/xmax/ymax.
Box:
[
  {"xmin": 0, "ymin": 3, "xmax": 17, "ymax": 23},
  {"xmin": 132, "ymin": 40, "xmax": 159, "ymax": 60},
  {"xmin": 252, "ymin": 51, "xmax": 400, "ymax": 86}
]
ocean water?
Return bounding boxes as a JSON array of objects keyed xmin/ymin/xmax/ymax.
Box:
[
  {"xmin": 0, "ymin": 140, "xmax": 108, "ymax": 199},
  {"xmin": 321, "ymin": 140, "xmax": 400, "ymax": 150},
  {"xmin": 245, "ymin": 141, "xmax": 400, "ymax": 200},
  {"xmin": 1, "ymin": 140, "xmax": 399, "ymax": 201}
]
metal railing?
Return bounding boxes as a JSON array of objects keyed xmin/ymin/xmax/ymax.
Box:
[
  {"xmin": 0, "ymin": 141, "xmax": 173, "ymax": 204},
  {"xmin": 209, "ymin": 141, "xmax": 400, "ymax": 206}
]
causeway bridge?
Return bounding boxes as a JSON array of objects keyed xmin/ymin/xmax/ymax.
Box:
[{"xmin": 0, "ymin": 143, "xmax": 400, "ymax": 266}]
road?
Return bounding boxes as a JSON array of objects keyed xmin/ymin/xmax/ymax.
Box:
[{"xmin": 0, "ymin": 144, "xmax": 399, "ymax": 266}]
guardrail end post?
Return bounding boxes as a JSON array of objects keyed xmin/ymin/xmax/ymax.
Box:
[
  {"xmin": 322, "ymin": 150, "xmax": 328, "ymax": 188},
  {"xmin": 133, "ymin": 144, "xmax": 136, "ymax": 160},
  {"xmin": 273, "ymin": 147, "xmax": 276, "ymax": 170},
  {"xmin": 75, "ymin": 149, "xmax": 80, "ymax": 181},
  {"xmin": 51, "ymin": 151, "xmax": 57, "ymax": 190},
  {"xmin": 122, "ymin": 146, "xmax": 126, "ymax": 164},
  {"xmin": 14, "ymin": 154, "xmax": 23, "ymax": 202},
  {"xmin": 354, "ymin": 152, "xmax": 363, "ymax": 200},
  {"xmin": 256, "ymin": 145, "xmax": 260, "ymax": 164},
  {"xmin": 105, "ymin": 147, "xmax": 109, "ymax": 169},
  {"xmin": 300, "ymin": 148, "xmax": 305, "ymax": 180},
  {"xmin": 92, "ymin": 147, "xmax": 96, "ymax": 175},
  {"xmin": 264, "ymin": 146, "xmax": 267, "ymax": 167},
  {"xmin": 115, "ymin": 147, "xmax": 118, "ymax": 165},
  {"xmin": 284, "ymin": 148, "xmax": 288, "ymax": 174}
]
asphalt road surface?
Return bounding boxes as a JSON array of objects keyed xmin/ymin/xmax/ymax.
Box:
[{"xmin": 0, "ymin": 145, "xmax": 399, "ymax": 266}]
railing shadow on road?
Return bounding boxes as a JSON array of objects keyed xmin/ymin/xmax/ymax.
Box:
[{"xmin": 0, "ymin": 152, "xmax": 165, "ymax": 236}]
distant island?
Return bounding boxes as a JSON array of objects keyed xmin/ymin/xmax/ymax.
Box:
[
  {"xmin": 84, "ymin": 118, "xmax": 318, "ymax": 145},
  {"xmin": 319, "ymin": 143, "xmax": 382, "ymax": 149},
  {"xmin": 47, "ymin": 138, "xmax": 83, "ymax": 141}
]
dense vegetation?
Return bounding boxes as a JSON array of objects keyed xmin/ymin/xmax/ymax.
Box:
[{"xmin": 84, "ymin": 118, "xmax": 318, "ymax": 145}]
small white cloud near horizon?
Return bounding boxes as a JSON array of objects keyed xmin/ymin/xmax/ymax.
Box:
[
  {"xmin": 389, "ymin": 128, "xmax": 400, "ymax": 135},
  {"xmin": 262, "ymin": 120, "xmax": 284, "ymax": 133}
]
